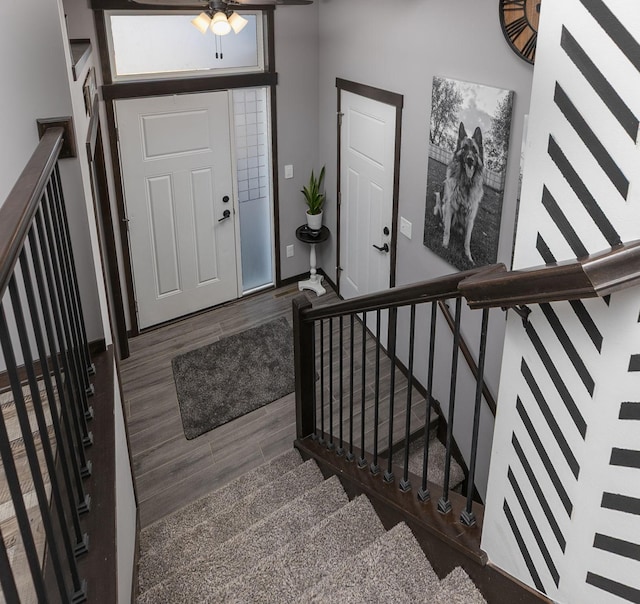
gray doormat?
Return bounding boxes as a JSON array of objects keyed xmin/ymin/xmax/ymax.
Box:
[{"xmin": 172, "ymin": 317, "xmax": 295, "ymax": 440}]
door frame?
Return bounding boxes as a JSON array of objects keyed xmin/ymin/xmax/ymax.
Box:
[
  {"xmin": 94, "ymin": 7, "xmax": 280, "ymax": 336},
  {"xmin": 335, "ymin": 78, "xmax": 403, "ymax": 296}
]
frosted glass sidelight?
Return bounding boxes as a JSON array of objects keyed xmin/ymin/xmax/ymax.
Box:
[
  {"xmin": 233, "ymin": 88, "xmax": 273, "ymax": 292},
  {"xmin": 108, "ymin": 13, "xmax": 262, "ymax": 79}
]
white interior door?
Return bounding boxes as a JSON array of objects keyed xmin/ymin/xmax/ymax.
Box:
[
  {"xmin": 339, "ymin": 91, "xmax": 396, "ymax": 301},
  {"xmin": 116, "ymin": 92, "xmax": 238, "ymax": 329}
]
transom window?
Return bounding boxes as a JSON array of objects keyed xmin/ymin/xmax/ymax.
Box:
[{"xmin": 106, "ymin": 11, "xmax": 264, "ymax": 81}]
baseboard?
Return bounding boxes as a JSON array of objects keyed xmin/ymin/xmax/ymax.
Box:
[
  {"xmin": 278, "ymin": 272, "xmax": 312, "ymax": 288},
  {"xmin": 317, "ymin": 268, "xmax": 338, "ymax": 293}
]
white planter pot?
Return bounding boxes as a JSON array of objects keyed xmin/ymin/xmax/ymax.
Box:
[{"xmin": 306, "ymin": 210, "xmax": 323, "ymax": 231}]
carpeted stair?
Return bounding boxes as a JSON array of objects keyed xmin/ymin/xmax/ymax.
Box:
[
  {"xmin": 137, "ymin": 450, "xmax": 486, "ymax": 603},
  {"xmin": 394, "ymin": 429, "xmax": 467, "ymax": 491}
]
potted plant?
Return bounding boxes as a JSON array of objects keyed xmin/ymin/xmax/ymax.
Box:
[{"xmin": 302, "ymin": 166, "xmax": 325, "ymax": 231}]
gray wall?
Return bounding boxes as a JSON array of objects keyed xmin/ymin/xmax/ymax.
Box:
[
  {"xmin": 313, "ymin": 0, "xmax": 535, "ymax": 495},
  {"xmin": 274, "ymin": 3, "xmax": 320, "ymax": 279},
  {"xmin": 0, "ymin": 0, "xmax": 104, "ymax": 346}
]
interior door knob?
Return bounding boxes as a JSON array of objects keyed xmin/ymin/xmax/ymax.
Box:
[
  {"xmin": 218, "ymin": 209, "xmax": 231, "ymax": 222},
  {"xmin": 372, "ymin": 243, "xmax": 389, "ymax": 253}
]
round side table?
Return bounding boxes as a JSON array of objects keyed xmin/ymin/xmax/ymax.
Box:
[{"xmin": 295, "ymin": 225, "xmax": 330, "ymax": 296}]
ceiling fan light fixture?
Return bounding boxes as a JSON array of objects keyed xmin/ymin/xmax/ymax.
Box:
[
  {"xmin": 191, "ymin": 11, "xmax": 212, "ymax": 34},
  {"xmin": 228, "ymin": 12, "xmax": 248, "ymax": 34},
  {"xmin": 211, "ymin": 11, "xmax": 231, "ymax": 35}
]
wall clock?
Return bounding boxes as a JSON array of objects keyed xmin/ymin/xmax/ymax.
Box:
[{"xmin": 499, "ymin": 0, "xmax": 541, "ymax": 65}]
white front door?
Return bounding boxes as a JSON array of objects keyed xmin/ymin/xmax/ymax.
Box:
[
  {"xmin": 339, "ymin": 91, "xmax": 396, "ymax": 301},
  {"xmin": 116, "ymin": 92, "xmax": 238, "ymax": 329}
]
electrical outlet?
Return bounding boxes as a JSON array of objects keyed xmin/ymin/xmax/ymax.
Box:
[
  {"xmin": 400, "ymin": 217, "xmax": 412, "ymax": 239},
  {"xmin": 286, "ymin": 244, "xmax": 294, "ymax": 258},
  {"xmin": 284, "ymin": 164, "xmax": 294, "ymax": 179}
]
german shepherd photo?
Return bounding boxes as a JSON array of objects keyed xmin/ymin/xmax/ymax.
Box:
[
  {"xmin": 424, "ymin": 76, "xmax": 514, "ymax": 271},
  {"xmin": 433, "ymin": 122, "xmax": 485, "ymax": 264}
]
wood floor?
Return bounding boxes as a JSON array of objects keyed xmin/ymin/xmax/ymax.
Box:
[
  {"xmin": 121, "ymin": 284, "xmax": 339, "ymax": 528},
  {"xmin": 121, "ymin": 283, "xmax": 427, "ymax": 529}
]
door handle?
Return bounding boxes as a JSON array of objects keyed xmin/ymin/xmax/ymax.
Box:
[
  {"xmin": 218, "ymin": 209, "xmax": 231, "ymax": 222},
  {"xmin": 372, "ymin": 243, "xmax": 389, "ymax": 253}
]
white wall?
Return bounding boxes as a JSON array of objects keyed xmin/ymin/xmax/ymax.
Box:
[
  {"xmin": 0, "ymin": 0, "xmax": 74, "ymax": 205},
  {"xmin": 482, "ymin": 1, "xmax": 640, "ymax": 600},
  {"xmin": 114, "ymin": 370, "xmax": 136, "ymax": 603}
]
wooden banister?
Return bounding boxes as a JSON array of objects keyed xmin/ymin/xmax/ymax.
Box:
[
  {"xmin": 460, "ymin": 240, "xmax": 640, "ymax": 309},
  {"xmin": 0, "ymin": 127, "xmax": 64, "ymax": 297},
  {"xmin": 302, "ymin": 266, "xmax": 495, "ymax": 322}
]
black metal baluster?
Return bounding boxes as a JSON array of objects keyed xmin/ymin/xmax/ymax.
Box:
[
  {"xmin": 347, "ymin": 313, "xmax": 355, "ymax": 461},
  {"xmin": 311, "ymin": 319, "xmax": 318, "ymax": 440},
  {"xmin": 328, "ymin": 317, "xmax": 335, "ymax": 450},
  {"xmin": 34, "ymin": 210, "xmax": 92, "ymax": 505},
  {"xmin": 319, "ymin": 319, "xmax": 325, "ymax": 445},
  {"xmin": 11, "ymin": 259, "xmax": 90, "ymax": 600},
  {"xmin": 47, "ymin": 181, "xmax": 94, "ymax": 411},
  {"xmin": 337, "ymin": 315, "xmax": 344, "ymax": 456},
  {"xmin": 438, "ymin": 297, "xmax": 462, "ymax": 514},
  {"xmin": 0, "ymin": 381, "xmax": 48, "ymax": 601},
  {"xmin": 36, "ymin": 209, "xmax": 91, "ymax": 486},
  {"xmin": 53, "ymin": 165, "xmax": 95, "ymax": 383},
  {"xmin": 384, "ymin": 307, "xmax": 398, "ymax": 484},
  {"xmin": 370, "ymin": 310, "xmax": 381, "ymax": 476},
  {"xmin": 0, "ymin": 524, "xmax": 19, "ymax": 604},
  {"xmin": 0, "ymin": 292, "xmax": 69, "ymax": 602},
  {"xmin": 47, "ymin": 178, "xmax": 90, "ymax": 402},
  {"xmin": 41, "ymin": 196, "xmax": 93, "ymax": 452},
  {"xmin": 19, "ymin": 242, "xmax": 90, "ymax": 558},
  {"xmin": 400, "ymin": 304, "xmax": 417, "ymax": 492},
  {"xmin": 357, "ymin": 312, "xmax": 368, "ymax": 469},
  {"xmin": 461, "ymin": 308, "xmax": 490, "ymax": 526},
  {"xmin": 419, "ymin": 302, "xmax": 438, "ymax": 502}
]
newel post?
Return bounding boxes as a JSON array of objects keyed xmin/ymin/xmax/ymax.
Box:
[{"xmin": 292, "ymin": 295, "xmax": 315, "ymax": 439}]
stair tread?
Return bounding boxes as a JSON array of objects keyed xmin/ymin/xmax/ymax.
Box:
[
  {"xmin": 303, "ymin": 522, "xmax": 440, "ymax": 603},
  {"xmin": 218, "ymin": 494, "xmax": 385, "ymax": 603},
  {"xmin": 399, "ymin": 433, "xmax": 466, "ymax": 490},
  {"xmin": 137, "ymin": 475, "xmax": 349, "ymax": 603},
  {"xmin": 138, "ymin": 457, "xmax": 324, "ymax": 593},
  {"xmin": 434, "ymin": 567, "xmax": 487, "ymax": 604},
  {"xmin": 139, "ymin": 448, "xmax": 302, "ymax": 553}
]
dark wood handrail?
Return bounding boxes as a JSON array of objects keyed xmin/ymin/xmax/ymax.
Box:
[
  {"xmin": 302, "ymin": 266, "xmax": 499, "ymax": 322},
  {"xmin": 301, "ymin": 240, "xmax": 640, "ymax": 323},
  {"xmin": 0, "ymin": 128, "xmax": 64, "ymax": 297},
  {"xmin": 460, "ymin": 240, "xmax": 640, "ymax": 309}
]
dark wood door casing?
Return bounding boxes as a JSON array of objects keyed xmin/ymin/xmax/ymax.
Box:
[
  {"xmin": 335, "ymin": 78, "xmax": 404, "ymax": 295},
  {"xmin": 92, "ymin": 8, "xmax": 281, "ymax": 336}
]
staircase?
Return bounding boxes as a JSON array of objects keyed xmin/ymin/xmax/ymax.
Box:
[{"xmin": 136, "ymin": 449, "xmax": 483, "ymax": 603}]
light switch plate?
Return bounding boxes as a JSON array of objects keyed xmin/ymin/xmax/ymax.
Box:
[
  {"xmin": 284, "ymin": 164, "xmax": 294, "ymax": 179},
  {"xmin": 400, "ymin": 217, "xmax": 412, "ymax": 239},
  {"xmin": 286, "ymin": 244, "xmax": 294, "ymax": 258}
]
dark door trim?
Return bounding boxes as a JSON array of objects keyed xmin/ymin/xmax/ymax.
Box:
[
  {"xmin": 93, "ymin": 8, "xmax": 281, "ymax": 335},
  {"xmin": 86, "ymin": 98, "xmax": 130, "ymax": 359},
  {"xmin": 335, "ymin": 78, "xmax": 403, "ymax": 295}
]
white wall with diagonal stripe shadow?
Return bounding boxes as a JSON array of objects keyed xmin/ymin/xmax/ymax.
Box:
[{"xmin": 482, "ymin": 1, "xmax": 640, "ymax": 602}]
